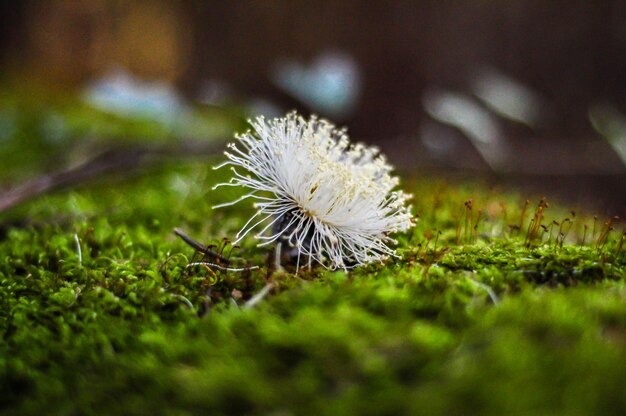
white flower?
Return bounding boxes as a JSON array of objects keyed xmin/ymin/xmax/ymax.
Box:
[{"xmin": 213, "ymin": 112, "xmax": 414, "ymax": 270}]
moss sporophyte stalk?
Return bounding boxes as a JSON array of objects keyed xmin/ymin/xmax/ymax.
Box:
[{"xmin": 213, "ymin": 112, "xmax": 415, "ymax": 271}]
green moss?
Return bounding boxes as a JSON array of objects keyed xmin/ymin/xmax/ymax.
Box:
[{"xmin": 0, "ymin": 94, "xmax": 624, "ymax": 415}]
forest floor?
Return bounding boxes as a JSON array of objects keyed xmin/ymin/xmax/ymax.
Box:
[{"xmin": 1, "ymin": 91, "xmax": 624, "ymax": 415}]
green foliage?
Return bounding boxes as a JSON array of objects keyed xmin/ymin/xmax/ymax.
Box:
[{"xmin": 0, "ymin": 94, "xmax": 624, "ymax": 415}]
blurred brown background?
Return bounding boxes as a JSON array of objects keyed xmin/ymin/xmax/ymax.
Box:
[{"xmin": 1, "ymin": 1, "xmax": 625, "ymax": 214}]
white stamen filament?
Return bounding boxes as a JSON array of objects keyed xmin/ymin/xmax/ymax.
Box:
[{"xmin": 213, "ymin": 112, "xmax": 414, "ymax": 270}]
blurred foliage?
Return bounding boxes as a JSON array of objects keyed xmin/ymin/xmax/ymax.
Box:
[
  {"xmin": 0, "ymin": 81, "xmax": 246, "ymax": 183},
  {"xmin": 0, "ymin": 89, "xmax": 624, "ymax": 415}
]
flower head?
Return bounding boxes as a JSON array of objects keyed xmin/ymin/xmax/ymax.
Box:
[{"xmin": 213, "ymin": 112, "xmax": 414, "ymax": 270}]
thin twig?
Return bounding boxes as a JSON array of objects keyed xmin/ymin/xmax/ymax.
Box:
[
  {"xmin": 469, "ymin": 278, "xmax": 500, "ymax": 305},
  {"xmin": 174, "ymin": 228, "xmax": 230, "ymax": 264},
  {"xmin": 73, "ymin": 233, "xmax": 82, "ymax": 265},
  {"xmin": 170, "ymin": 294, "xmax": 194, "ymax": 310},
  {"xmin": 243, "ymin": 282, "xmax": 275, "ymax": 309},
  {"xmin": 186, "ymin": 261, "xmax": 258, "ymax": 272},
  {"xmin": 0, "ymin": 141, "xmax": 222, "ymax": 214}
]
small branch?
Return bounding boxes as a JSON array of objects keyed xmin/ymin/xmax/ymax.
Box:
[
  {"xmin": 243, "ymin": 282, "xmax": 275, "ymax": 309},
  {"xmin": 186, "ymin": 261, "xmax": 258, "ymax": 272},
  {"xmin": 73, "ymin": 233, "xmax": 82, "ymax": 265},
  {"xmin": 0, "ymin": 141, "xmax": 223, "ymax": 214},
  {"xmin": 468, "ymin": 276, "xmax": 500, "ymax": 305},
  {"xmin": 174, "ymin": 228, "xmax": 230, "ymax": 265}
]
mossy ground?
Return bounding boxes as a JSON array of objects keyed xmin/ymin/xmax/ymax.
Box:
[{"xmin": 0, "ymin": 93, "xmax": 625, "ymax": 415}]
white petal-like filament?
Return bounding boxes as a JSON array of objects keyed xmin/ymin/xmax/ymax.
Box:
[{"xmin": 214, "ymin": 112, "xmax": 414, "ymax": 270}]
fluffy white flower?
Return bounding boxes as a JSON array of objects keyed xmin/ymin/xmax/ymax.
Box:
[{"xmin": 213, "ymin": 112, "xmax": 414, "ymax": 270}]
